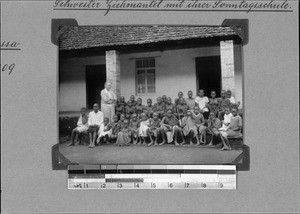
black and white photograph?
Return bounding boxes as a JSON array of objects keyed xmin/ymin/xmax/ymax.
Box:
[
  {"xmin": 1, "ymin": 0, "xmax": 299, "ymax": 213},
  {"xmin": 57, "ymin": 24, "xmax": 246, "ymax": 166}
]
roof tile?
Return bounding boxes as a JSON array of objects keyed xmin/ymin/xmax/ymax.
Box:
[{"xmin": 59, "ymin": 25, "xmax": 237, "ymax": 51}]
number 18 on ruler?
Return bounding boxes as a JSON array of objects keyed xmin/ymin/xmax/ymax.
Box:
[{"xmin": 68, "ymin": 165, "xmax": 236, "ymax": 189}]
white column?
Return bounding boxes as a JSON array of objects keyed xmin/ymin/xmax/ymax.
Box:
[
  {"xmin": 220, "ymin": 40, "xmax": 235, "ymax": 93},
  {"xmin": 105, "ymin": 50, "xmax": 121, "ymax": 97}
]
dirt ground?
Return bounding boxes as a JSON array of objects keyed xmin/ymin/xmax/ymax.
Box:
[{"xmin": 59, "ymin": 140, "xmax": 243, "ymax": 165}]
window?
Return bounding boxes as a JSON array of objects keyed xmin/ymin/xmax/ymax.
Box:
[{"xmin": 136, "ymin": 58, "xmax": 156, "ymax": 94}]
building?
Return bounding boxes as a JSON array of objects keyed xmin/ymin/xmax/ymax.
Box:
[{"xmin": 59, "ymin": 25, "xmax": 243, "ymax": 112}]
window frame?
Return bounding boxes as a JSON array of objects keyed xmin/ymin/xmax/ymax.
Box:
[{"xmin": 135, "ymin": 58, "xmax": 156, "ymax": 95}]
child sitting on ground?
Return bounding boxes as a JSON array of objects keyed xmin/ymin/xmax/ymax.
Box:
[
  {"xmin": 138, "ymin": 113, "xmax": 151, "ymax": 145},
  {"xmin": 205, "ymin": 112, "xmax": 222, "ymax": 146},
  {"xmin": 148, "ymin": 112, "xmax": 163, "ymax": 146},
  {"xmin": 67, "ymin": 107, "xmax": 89, "ymax": 146},
  {"xmin": 219, "ymin": 108, "xmax": 233, "ymax": 131},
  {"xmin": 96, "ymin": 117, "xmax": 112, "ymax": 145},
  {"xmin": 110, "ymin": 115, "xmax": 121, "ymax": 142},
  {"xmin": 130, "ymin": 113, "xmax": 140, "ymax": 144},
  {"xmin": 191, "ymin": 106, "xmax": 206, "ymax": 145},
  {"xmin": 116, "ymin": 119, "xmax": 132, "ymax": 147},
  {"xmin": 181, "ymin": 111, "xmax": 199, "ymax": 146},
  {"xmin": 118, "ymin": 114, "xmax": 126, "ymax": 130},
  {"xmin": 220, "ymin": 108, "xmax": 242, "ymax": 151},
  {"xmin": 160, "ymin": 109, "xmax": 182, "ymax": 146}
]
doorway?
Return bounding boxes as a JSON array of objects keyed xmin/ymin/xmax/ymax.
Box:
[
  {"xmin": 196, "ymin": 56, "xmax": 221, "ymax": 97},
  {"xmin": 86, "ymin": 65, "xmax": 106, "ymax": 109}
]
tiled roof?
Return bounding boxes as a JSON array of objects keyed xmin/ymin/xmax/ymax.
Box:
[{"xmin": 59, "ymin": 25, "xmax": 237, "ymax": 51}]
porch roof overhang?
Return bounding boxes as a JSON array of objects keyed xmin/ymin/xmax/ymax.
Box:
[{"xmin": 59, "ymin": 25, "xmax": 242, "ymax": 57}]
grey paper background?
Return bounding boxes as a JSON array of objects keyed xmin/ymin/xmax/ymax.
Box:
[{"xmin": 1, "ymin": 1, "xmax": 299, "ymax": 213}]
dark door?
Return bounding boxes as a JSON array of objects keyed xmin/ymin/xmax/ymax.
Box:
[
  {"xmin": 196, "ymin": 56, "xmax": 221, "ymax": 97},
  {"xmin": 86, "ymin": 65, "xmax": 106, "ymax": 109}
]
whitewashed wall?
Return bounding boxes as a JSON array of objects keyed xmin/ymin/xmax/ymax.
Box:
[{"xmin": 59, "ymin": 45, "xmax": 243, "ymax": 111}]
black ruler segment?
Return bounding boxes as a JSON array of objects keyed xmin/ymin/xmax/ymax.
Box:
[
  {"xmin": 86, "ymin": 169, "xmax": 101, "ymax": 174},
  {"xmin": 200, "ymin": 170, "xmax": 218, "ymax": 174},
  {"xmin": 218, "ymin": 170, "xmax": 236, "ymax": 174},
  {"xmin": 184, "ymin": 169, "xmax": 201, "ymax": 174},
  {"xmin": 69, "ymin": 174, "xmax": 105, "ymax": 179},
  {"xmin": 151, "ymin": 169, "xmax": 168, "ymax": 173},
  {"xmin": 68, "ymin": 165, "xmax": 236, "ymax": 176},
  {"xmin": 133, "ymin": 169, "xmax": 151, "ymax": 173},
  {"xmin": 100, "ymin": 169, "xmax": 118, "ymax": 174},
  {"xmin": 68, "ymin": 170, "xmax": 84, "ymax": 174},
  {"xmin": 167, "ymin": 169, "xmax": 185, "ymax": 174},
  {"xmin": 117, "ymin": 169, "xmax": 135, "ymax": 173}
]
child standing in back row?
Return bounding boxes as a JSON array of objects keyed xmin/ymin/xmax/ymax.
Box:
[
  {"xmin": 115, "ymin": 97, "xmax": 126, "ymax": 119},
  {"xmin": 135, "ymin": 98, "xmax": 145, "ymax": 119},
  {"xmin": 153, "ymin": 97, "xmax": 165, "ymax": 119},
  {"xmin": 144, "ymin": 98, "xmax": 154, "ymax": 118},
  {"xmin": 176, "ymin": 97, "xmax": 188, "ymax": 121},
  {"xmin": 125, "ymin": 100, "xmax": 136, "ymax": 119}
]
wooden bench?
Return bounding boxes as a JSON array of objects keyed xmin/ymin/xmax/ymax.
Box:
[{"xmin": 228, "ymin": 135, "xmax": 243, "ymax": 150}]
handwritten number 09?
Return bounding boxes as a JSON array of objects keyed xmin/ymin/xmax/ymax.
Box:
[{"xmin": 1, "ymin": 63, "xmax": 15, "ymax": 75}]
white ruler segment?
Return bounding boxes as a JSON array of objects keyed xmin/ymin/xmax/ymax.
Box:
[{"xmin": 68, "ymin": 165, "xmax": 236, "ymax": 190}]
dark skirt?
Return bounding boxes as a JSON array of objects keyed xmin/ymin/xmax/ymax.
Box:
[{"xmin": 87, "ymin": 125, "xmax": 99, "ymax": 133}]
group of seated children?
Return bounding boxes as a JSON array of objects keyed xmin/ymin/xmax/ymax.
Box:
[{"xmin": 68, "ymin": 90, "xmax": 242, "ymax": 151}]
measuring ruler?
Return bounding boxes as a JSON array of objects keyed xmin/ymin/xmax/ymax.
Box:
[{"xmin": 68, "ymin": 165, "xmax": 236, "ymax": 189}]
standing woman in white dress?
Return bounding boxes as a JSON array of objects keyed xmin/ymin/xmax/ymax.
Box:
[{"xmin": 100, "ymin": 82, "xmax": 117, "ymax": 122}]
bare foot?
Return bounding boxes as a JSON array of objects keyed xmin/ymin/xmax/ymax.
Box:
[
  {"xmin": 174, "ymin": 141, "xmax": 180, "ymax": 146},
  {"xmin": 159, "ymin": 141, "xmax": 166, "ymax": 146},
  {"xmin": 96, "ymin": 138, "xmax": 100, "ymax": 144},
  {"xmin": 88, "ymin": 144, "xmax": 95, "ymax": 148},
  {"xmin": 148, "ymin": 142, "xmax": 154, "ymax": 147},
  {"xmin": 67, "ymin": 142, "xmax": 74, "ymax": 146},
  {"xmin": 208, "ymin": 141, "xmax": 213, "ymax": 146},
  {"xmin": 220, "ymin": 146, "xmax": 229, "ymax": 151}
]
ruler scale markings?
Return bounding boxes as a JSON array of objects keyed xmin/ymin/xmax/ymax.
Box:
[{"xmin": 68, "ymin": 165, "xmax": 236, "ymax": 190}]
